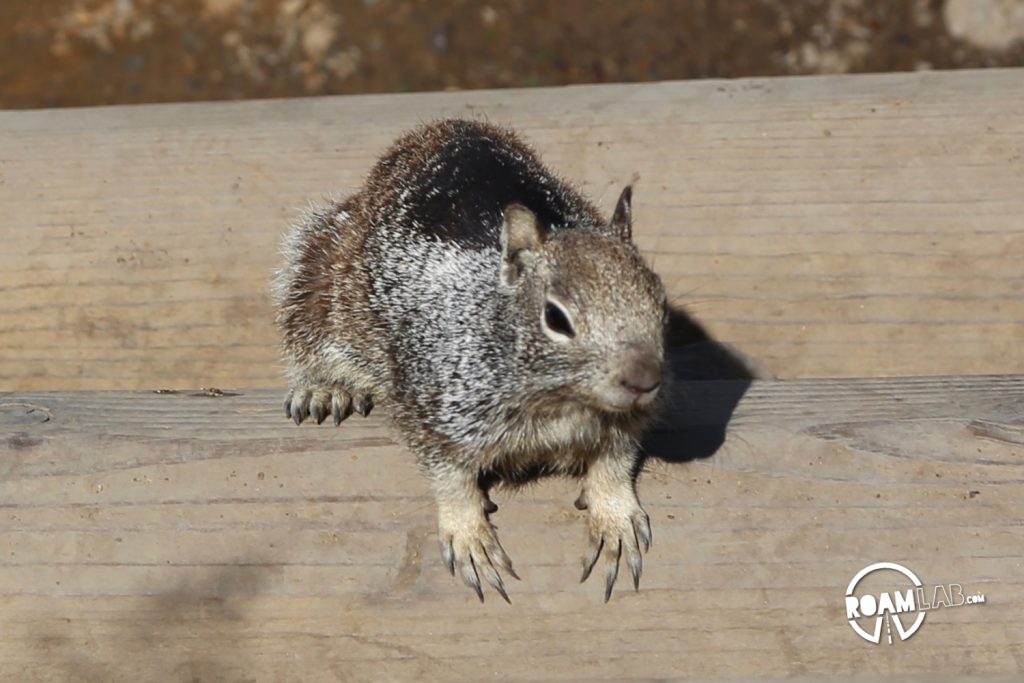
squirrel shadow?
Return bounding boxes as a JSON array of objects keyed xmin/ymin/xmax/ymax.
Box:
[
  {"xmin": 26, "ymin": 558, "xmax": 275, "ymax": 682},
  {"xmin": 640, "ymin": 306, "xmax": 758, "ymax": 465}
]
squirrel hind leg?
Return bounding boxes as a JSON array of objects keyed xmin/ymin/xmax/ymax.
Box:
[
  {"xmin": 429, "ymin": 463, "xmax": 519, "ymax": 602},
  {"xmin": 577, "ymin": 452, "xmax": 651, "ymax": 602}
]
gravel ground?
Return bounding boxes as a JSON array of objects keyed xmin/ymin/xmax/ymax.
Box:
[{"xmin": 2, "ymin": 0, "xmax": 1023, "ymax": 109}]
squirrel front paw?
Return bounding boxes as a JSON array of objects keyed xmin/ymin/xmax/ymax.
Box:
[
  {"xmin": 579, "ymin": 490, "xmax": 652, "ymax": 602},
  {"xmin": 437, "ymin": 502, "xmax": 519, "ymax": 603},
  {"xmin": 284, "ymin": 384, "xmax": 374, "ymax": 425}
]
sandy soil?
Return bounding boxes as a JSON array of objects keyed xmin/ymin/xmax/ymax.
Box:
[{"xmin": 2, "ymin": 0, "xmax": 1023, "ymax": 109}]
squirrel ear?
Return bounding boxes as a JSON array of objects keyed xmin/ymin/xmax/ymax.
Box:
[
  {"xmin": 500, "ymin": 203, "xmax": 541, "ymax": 286},
  {"xmin": 609, "ymin": 185, "xmax": 633, "ymax": 241}
]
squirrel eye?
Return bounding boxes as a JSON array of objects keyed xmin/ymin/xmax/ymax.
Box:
[{"xmin": 542, "ymin": 300, "xmax": 575, "ymax": 341}]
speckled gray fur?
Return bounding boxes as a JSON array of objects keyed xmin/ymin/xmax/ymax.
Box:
[{"xmin": 273, "ymin": 119, "xmax": 667, "ymax": 602}]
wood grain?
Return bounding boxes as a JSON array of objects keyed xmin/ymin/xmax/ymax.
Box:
[
  {"xmin": 2, "ymin": 377, "xmax": 1022, "ymax": 681},
  {"xmin": 2, "ymin": 69, "xmax": 1023, "ymax": 390}
]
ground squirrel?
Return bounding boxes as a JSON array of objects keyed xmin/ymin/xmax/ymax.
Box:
[{"xmin": 273, "ymin": 119, "xmax": 667, "ymax": 602}]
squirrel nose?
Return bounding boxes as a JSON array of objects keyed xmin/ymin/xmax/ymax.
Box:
[
  {"xmin": 620, "ymin": 376, "xmax": 661, "ymax": 395},
  {"xmin": 617, "ymin": 353, "xmax": 662, "ymax": 399}
]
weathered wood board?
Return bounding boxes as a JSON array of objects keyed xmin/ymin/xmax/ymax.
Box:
[
  {"xmin": 2, "ymin": 68, "xmax": 1023, "ymax": 390},
  {"xmin": 2, "ymin": 376, "xmax": 1022, "ymax": 681}
]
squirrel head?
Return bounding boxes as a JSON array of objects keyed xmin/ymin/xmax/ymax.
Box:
[{"xmin": 499, "ymin": 186, "xmax": 667, "ymax": 416}]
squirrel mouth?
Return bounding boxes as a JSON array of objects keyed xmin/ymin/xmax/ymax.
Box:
[{"xmin": 597, "ymin": 382, "xmax": 662, "ymax": 414}]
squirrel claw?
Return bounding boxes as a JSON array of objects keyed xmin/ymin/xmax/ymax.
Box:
[
  {"xmin": 355, "ymin": 394, "xmax": 374, "ymax": 417},
  {"xmin": 286, "ymin": 388, "xmax": 311, "ymax": 425},
  {"xmin": 331, "ymin": 390, "xmax": 353, "ymax": 426},
  {"xmin": 475, "ymin": 554, "xmax": 511, "ymax": 603},
  {"xmin": 603, "ymin": 539, "xmax": 621, "ymax": 603},
  {"xmin": 441, "ymin": 540, "xmax": 456, "ymax": 576},
  {"xmin": 580, "ymin": 535, "xmax": 602, "ymax": 583}
]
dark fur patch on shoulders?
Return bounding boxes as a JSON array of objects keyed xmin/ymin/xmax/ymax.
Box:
[{"xmin": 367, "ymin": 119, "xmax": 602, "ymax": 249}]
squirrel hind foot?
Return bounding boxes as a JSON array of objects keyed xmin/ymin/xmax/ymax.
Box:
[
  {"xmin": 579, "ymin": 491, "xmax": 651, "ymax": 602},
  {"xmin": 438, "ymin": 500, "xmax": 520, "ymax": 603}
]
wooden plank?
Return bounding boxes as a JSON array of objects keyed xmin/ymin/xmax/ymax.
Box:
[
  {"xmin": 2, "ymin": 376, "xmax": 1022, "ymax": 681},
  {"xmin": 2, "ymin": 69, "xmax": 1023, "ymax": 390}
]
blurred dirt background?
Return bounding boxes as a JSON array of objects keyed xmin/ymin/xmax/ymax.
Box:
[{"xmin": 2, "ymin": 0, "xmax": 1024, "ymax": 109}]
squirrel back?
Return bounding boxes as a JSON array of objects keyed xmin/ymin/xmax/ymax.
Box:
[{"xmin": 362, "ymin": 119, "xmax": 603, "ymax": 249}]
